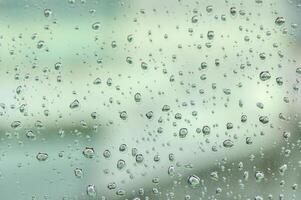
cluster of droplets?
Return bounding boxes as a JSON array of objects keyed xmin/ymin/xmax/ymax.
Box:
[{"xmin": 1, "ymin": 0, "xmax": 300, "ymax": 199}]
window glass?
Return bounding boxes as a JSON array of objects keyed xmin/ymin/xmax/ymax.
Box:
[{"xmin": 0, "ymin": 0, "xmax": 300, "ymax": 199}]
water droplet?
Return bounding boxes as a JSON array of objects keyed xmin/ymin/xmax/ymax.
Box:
[
  {"xmin": 202, "ymin": 125, "xmax": 210, "ymax": 135},
  {"xmin": 255, "ymin": 196, "xmax": 263, "ymax": 200},
  {"xmin": 92, "ymin": 22, "xmax": 100, "ymax": 30},
  {"xmin": 179, "ymin": 128, "xmax": 188, "ymax": 138},
  {"xmin": 282, "ymin": 131, "xmax": 291, "ymax": 140},
  {"xmin": 292, "ymin": 183, "xmax": 298, "ymax": 190},
  {"xmin": 223, "ymin": 139, "xmax": 234, "ymax": 148},
  {"xmin": 141, "ymin": 62, "xmax": 148, "ymax": 70},
  {"xmin": 36, "ymin": 152, "xmax": 48, "ymax": 161},
  {"xmin": 243, "ymin": 171, "xmax": 249, "ymax": 180},
  {"xmin": 191, "ymin": 15, "xmax": 198, "ymax": 23},
  {"xmin": 44, "ymin": 9, "xmax": 52, "ymax": 17},
  {"xmin": 117, "ymin": 159, "xmax": 126, "ymax": 170},
  {"xmin": 127, "ymin": 34, "xmax": 133, "ymax": 42},
  {"xmin": 131, "ymin": 148, "xmax": 138, "ymax": 156},
  {"xmin": 275, "ymin": 17, "xmax": 285, "ymax": 26},
  {"xmin": 256, "ymin": 102, "xmax": 264, "ymax": 109},
  {"xmin": 119, "ymin": 144, "xmax": 127, "ymax": 152},
  {"xmin": 187, "ymin": 175, "xmax": 201, "ymax": 188},
  {"xmin": 11, "ymin": 121, "xmax": 21, "ymax": 129},
  {"xmin": 259, "ymin": 116, "xmax": 269, "ymax": 124},
  {"xmin": 210, "ymin": 171, "xmax": 219, "ymax": 181},
  {"xmin": 111, "ymin": 41, "xmax": 117, "ymax": 48},
  {"xmin": 103, "ymin": 150, "xmax": 111, "ymax": 158},
  {"xmin": 83, "ymin": 147, "xmax": 95, "ymax": 158},
  {"xmin": 223, "ymin": 88, "xmax": 231, "ymax": 95},
  {"xmin": 216, "ymin": 187, "xmax": 222, "ymax": 194},
  {"xmin": 70, "ymin": 100, "xmax": 80, "ymax": 109},
  {"xmin": 107, "ymin": 182, "xmax": 116, "ymax": 190},
  {"xmin": 93, "ymin": 78, "xmax": 101, "ymax": 85},
  {"xmin": 154, "ymin": 154, "xmax": 160, "ymax": 162},
  {"xmin": 37, "ymin": 40, "xmax": 45, "ymax": 49},
  {"xmin": 230, "ymin": 7, "xmax": 237, "ymax": 16},
  {"xmin": 86, "ymin": 184, "xmax": 96, "ymax": 197},
  {"xmin": 146, "ymin": 111, "xmax": 153, "ymax": 119},
  {"xmin": 276, "ymin": 77, "xmax": 283, "ymax": 85},
  {"xmin": 168, "ymin": 165, "xmax": 175, "ymax": 176},
  {"xmin": 126, "ymin": 57, "xmax": 133, "ymax": 64},
  {"xmin": 240, "ymin": 115, "xmax": 248, "ymax": 123},
  {"xmin": 226, "ymin": 122, "xmax": 233, "ymax": 129},
  {"xmin": 259, "ymin": 71, "xmax": 271, "ymax": 81},
  {"xmin": 255, "ymin": 171, "xmax": 264, "ymax": 181},
  {"xmin": 26, "ymin": 130, "xmax": 36, "ymax": 140},
  {"xmin": 119, "ymin": 111, "xmax": 128, "ymax": 120},
  {"xmin": 255, "ymin": 0, "xmax": 263, "ymax": 4},
  {"xmin": 206, "ymin": 5, "xmax": 213, "ymax": 13},
  {"xmin": 162, "ymin": 105, "xmax": 170, "ymax": 112},
  {"xmin": 134, "ymin": 93, "xmax": 142, "ymax": 102},
  {"xmin": 74, "ymin": 168, "xmax": 83, "ymax": 178},
  {"xmin": 246, "ymin": 137, "xmax": 253, "ymax": 144},
  {"xmin": 54, "ymin": 62, "xmax": 62, "ymax": 70},
  {"xmin": 207, "ymin": 31, "xmax": 214, "ymax": 40},
  {"xmin": 116, "ymin": 189, "xmax": 126, "ymax": 196},
  {"xmin": 279, "ymin": 164, "xmax": 287, "ymax": 174},
  {"xmin": 135, "ymin": 154, "xmax": 144, "ymax": 163},
  {"xmin": 175, "ymin": 113, "xmax": 182, "ymax": 119}
]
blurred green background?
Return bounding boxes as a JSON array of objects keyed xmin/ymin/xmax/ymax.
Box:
[{"xmin": 0, "ymin": 0, "xmax": 300, "ymax": 199}]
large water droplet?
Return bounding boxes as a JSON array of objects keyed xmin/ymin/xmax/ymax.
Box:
[
  {"xmin": 187, "ymin": 175, "xmax": 201, "ymax": 188},
  {"xmin": 69, "ymin": 99, "xmax": 80, "ymax": 109},
  {"xmin": 275, "ymin": 17, "xmax": 285, "ymax": 26},
  {"xmin": 83, "ymin": 147, "xmax": 95, "ymax": 158},
  {"xmin": 36, "ymin": 152, "xmax": 48, "ymax": 161}
]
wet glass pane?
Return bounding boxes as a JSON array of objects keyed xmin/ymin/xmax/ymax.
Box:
[{"xmin": 0, "ymin": 0, "xmax": 300, "ymax": 199}]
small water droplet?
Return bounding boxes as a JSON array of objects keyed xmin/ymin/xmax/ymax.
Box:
[
  {"xmin": 134, "ymin": 93, "xmax": 142, "ymax": 102},
  {"xmin": 36, "ymin": 152, "xmax": 48, "ymax": 161},
  {"xmin": 255, "ymin": 171, "xmax": 264, "ymax": 181},
  {"xmin": 86, "ymin": 184, "xmax": 96, "ymax": 197},
  {"xmin": 93, "ymin": 78, "xmax": 101, "ymax": 85},
  {"xmin": 135, "ymin": 154, "xmax": 144, "ymax": 163},
  {"xmin": 223, "ymin": 139, "xmax": 234, "ymax": 148},
  {"xmin": 117, "ymin": 159, "xmax": 126, "ymax": 170},
  {"xmin": 202, "ymin": 125, "xmax": 210, "ymax": 135},
  {"xmin": 44, "ymin": 9, "xmax": 52, "ymax": 17},
  {"xmin": 92, "ymin": 22, "xmax": 100, "ymax": 30},
  {"xmin": 26, "ymin": 130, "xmax": 36, "ymax": 140},
  {"xmin": 54, "ymin": 62, "xmax": 62, "ymax": 70},
  {"xmin": 119, "ymin": 111, "xmax": 128, "ymax": 120},
  {"xmin": 127, "ymin": 34, "xmax": 133, "ymax": 42},
  {"xmin": 259, "ymin": 116, "xmax": 269, "ymax": 124},
  {"xmin": 191, "ymin": 15, "xmax": 198, "ymax": 23},
  {"xmin": 103, "ymin": 150, "xmax": 111, "ymax": 158},
  {"xmin": 74, "ymin": 168, "xmax": 83, "ymax": 178}
]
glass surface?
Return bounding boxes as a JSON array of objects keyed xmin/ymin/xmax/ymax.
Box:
[{"xmin": 0, "ymin": 0, "xmax": 300, "ymax": 199}]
